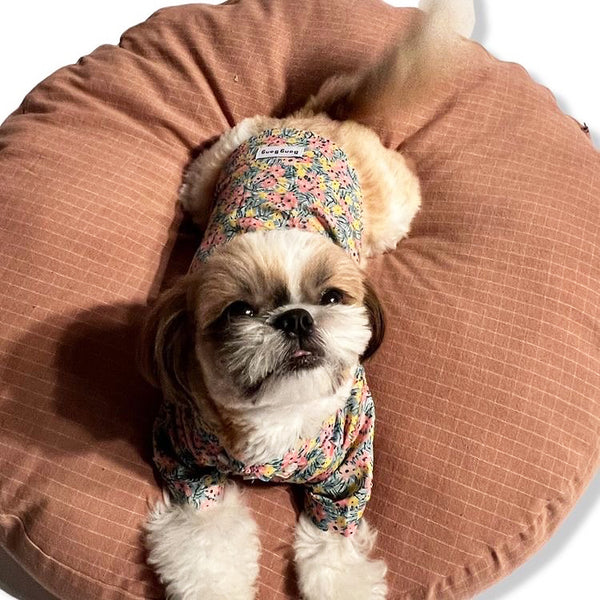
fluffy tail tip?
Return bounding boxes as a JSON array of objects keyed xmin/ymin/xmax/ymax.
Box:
[{"xmin": 419, "ymin": 0, "xmax": 476, "ymax": 39}]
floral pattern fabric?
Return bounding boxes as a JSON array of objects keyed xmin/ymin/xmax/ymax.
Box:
[
  {"xmin": 189, "ymin": 128, "xmax": 364, "ymax": 269},
  {"xmin": 153, "ymin": 365, "xmax": 375, "ymax": 536}
]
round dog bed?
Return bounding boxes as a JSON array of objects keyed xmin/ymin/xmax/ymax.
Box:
[{"xmin": 0, "ymin": 1, "xmax": 598, "ymax": 599}]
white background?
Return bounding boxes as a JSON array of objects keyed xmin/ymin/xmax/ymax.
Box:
[{"xmin": 0, "ymin": 1, "xmax": 598, "ymax": 599}]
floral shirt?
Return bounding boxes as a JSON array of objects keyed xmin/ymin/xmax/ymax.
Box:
[
  {"xmin": 153, "ymin": 365, "xmax": 375, "ymax": 536},
  {"xmin": 189, "ymin": 128, "xmax": 364, "ymax": 269}
]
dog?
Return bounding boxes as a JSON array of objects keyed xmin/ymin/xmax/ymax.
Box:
[{"xmin": 140, "ymin": 1, "xmax": 474, "ymax": 598}]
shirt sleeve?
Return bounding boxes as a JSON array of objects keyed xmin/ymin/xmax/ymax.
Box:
[
  {"xmin": 152, "ymin": 401, "xmax": 227, "ymax": 509},
  {"xmin": 304, "ymin": 386, "xmax": 375, "ymax": 537}
]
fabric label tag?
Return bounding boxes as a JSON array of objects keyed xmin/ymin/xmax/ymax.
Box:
[{"xmin": 256, "ymin": 145, "xmax": 305, "ymax": 159}]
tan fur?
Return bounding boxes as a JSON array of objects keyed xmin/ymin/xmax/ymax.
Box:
[
  {"xmin": 193, "ymin": 237, "xmax": 289, "ymax": 328},
  {"xmin": 299, "ymin": 240, "xmax": 366, "ymax": 305}
]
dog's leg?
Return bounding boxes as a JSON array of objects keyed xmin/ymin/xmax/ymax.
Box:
[
  {"xmin": 145, "ymin": 485, "xmax": 260, "ymax": 600},
  {"xmin": 294, "ymin": 513, "xmax": 387, "ymax": 600},
  {"xmin": 180, "ymin": 115, "xmax": 276, "ymax": 230}
]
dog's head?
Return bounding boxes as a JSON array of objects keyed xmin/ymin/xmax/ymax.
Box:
[{"xmin": 140, "ymin": 229, "xmax": 384, "ymax": 417}]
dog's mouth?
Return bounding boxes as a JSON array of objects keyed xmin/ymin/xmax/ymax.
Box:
[
  {"xmin": 244, "ymin": 343, "xmax": 324, "ymax": 397},
  {"xmin": 272, "ymin": 344, "xmax": 324, "ymax": 376},
  {"xmin": 285, "ymin": 348, "xmax": 322, "ymax": 372}
]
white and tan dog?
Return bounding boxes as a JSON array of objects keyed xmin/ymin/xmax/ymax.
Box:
[{"xmin": 141, "ymin": 2, "xmax": 474, "ymax": 598}]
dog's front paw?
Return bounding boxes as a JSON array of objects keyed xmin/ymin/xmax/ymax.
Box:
[
  {"xmin": 145, "ymin": 485, "xmax": 260, "ymax": 600},
  {"xmin": 294, "ymin": 514, "xmax": 387, "ymax": 600}
]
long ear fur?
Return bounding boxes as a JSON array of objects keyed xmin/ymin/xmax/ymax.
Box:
[
  {"xmin": 138, "ymin": 277, "xmax": 197, "ymax": 403},
  {"xmin": 302, "ymin": 0, "xmax": 474, "ymax": 124},
  {"xmin": 362, "ymin": 280, "xmax": 386, "ymax": 361}
]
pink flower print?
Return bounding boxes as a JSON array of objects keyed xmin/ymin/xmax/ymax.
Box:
[
  {"xmin": 279, "ymin": 191, "xmax": 298, "ymax": 210},
  {"xmin": 322, "ymin": 144, "xmax": 335, "ymax": 160},
  {"xmin": 331, "ymin": 159, "xmax": 347, "ymax": 176},
  {"xmin": 297, "ymin": 175, "xmax": 317, "ymax": 194},
  {"xmin": 242, "ymin": 464, "xmax": 258, "ymax": 478},
  {"xmin": 238, "ymin": 216, "xmax": 264, "ymax": 231},
  {"xmin": 344, "ymin": 521, "xmax": 358, "ymax": 537},
  {"xmin": 213, "ymin": 231, "xmax": 227, "ymax": 245},
  {"xmin": 260, "ymin": 174, "xmax": 278, "ymax": 189},
  {"xmin": 282, "ymin": 449, "xmax": 300, "ymax": 469},
  {"xmin": 312, "ymin": 502, "xmax": 326, "ymax": 522},
  {"xmin": 321, "ymin": 439, "xmax": 337, "ymax": 459},
  {"xmin": 319, "ymin": 211, "xmax": 338, "ymax": 231},
  {"xmin": 216, "ymin": 181, "xmax": 245, "ymax": 208},
  {"xmin": 270, "ymin": 164, "xmax": 285, "ymax": 178},
  {"xmin": 280, "ymin": 450, "xmax": 301, "ymax": 476},
  {"xmin": 264, "ymin": 134, "xmax": 284, "ymax": 145},
  {"xmin": 321, "ymin": 420, "xmax": 335, "ymax": 438},
  {"xmin": 337, "ymin": 171, "xmax": 354, "ymax": 188},
  {"xmin": 266, "ymin": 191, "xmax": 282, "ymax": 205},
  {"xmin": 200, "ymin": 498, "xmax": 216, "ymax": 510},
  {"xmin": 287, "ymin": 215, "xmax": 305, "ymax": 229},
  {"xmin": 311, "ymin": 187, "xmax": 325, "ymax": 204},
  {"xmin": 282, "ymin": 156, "xmax": 302, "ymax": 166},
  {"xmin": 201, "ymin": 230, "xmax": 227, "ymax": 253},
  {"xmin": 296, "ymin": 455, "xmax": 308, "ymax": 469},
  {"xmin": 330, "ymin": 162, "xmax": 355, "ymax": 189},
  {"xmin": 308, "ymin": 137, "xmax": 328, "ymax": 151},
  {"xmin": 173, "ymin": 480, "xmax": 193, "ymax": 498},
  {"xmin": 232, "ymin": 185, "xmax": 247, "ymax": 202},
  {"xmin": 358, "ymin": 415, "xmax": 373, "ymax": 437},
  {"xmin": 338, "ymin": 463, "xmax": 358, "ymax": 481},
  {"xmin": 354, "ymin": 452, "xmax": 370, "ymax": 470}
]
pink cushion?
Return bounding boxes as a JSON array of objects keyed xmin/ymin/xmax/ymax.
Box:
[{"xmin": 1, "ymin": 0, "xmax": 598, "ymax": 598}]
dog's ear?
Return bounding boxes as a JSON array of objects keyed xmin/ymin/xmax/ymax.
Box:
[
  {"xmin": 361, "ymin": 280, "xmax": 386, "ymax": 361},
  {"xmin": 138, "ymin": 276, "xmax": 197, "ymax": 402}
]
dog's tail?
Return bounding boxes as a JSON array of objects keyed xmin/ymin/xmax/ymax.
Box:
[{"xmin": 302, "ymin": 0, "xmax": 475, "ymax": 122}]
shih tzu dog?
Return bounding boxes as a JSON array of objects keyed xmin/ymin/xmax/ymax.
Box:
[{"xmin": 140, "ymin": 1, "xmax": 474, "ymax": 598}]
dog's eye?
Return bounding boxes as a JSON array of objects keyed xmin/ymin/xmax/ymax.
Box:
[
  {"xmin": 319, "ymin": 288, "xmax": 344, "ymax": 305},
  {"xmin": 225, "ymin": 301, "xmax": 256, "ymax": 318}
]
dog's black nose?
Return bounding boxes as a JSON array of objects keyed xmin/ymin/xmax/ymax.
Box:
[{"xmin": 273, "ymin": 308, "xmax": 314, "ymax": 337}]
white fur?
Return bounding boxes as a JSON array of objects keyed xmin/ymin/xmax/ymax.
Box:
[
  {"xmin": 230, "ymin": 371, "xmax": 356, "ymax": 465},
  {"xmin": 294, "ymin": 514, "xmax": 388, "ymax": 600},
  {"xmin": 146, "ymin": 486, "xmax": 260, "ymax": 600}
]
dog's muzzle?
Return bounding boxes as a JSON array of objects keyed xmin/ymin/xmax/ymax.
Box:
[{"xmin": 273, "ymin": 308, "xmax": 314, "ymax": 338}]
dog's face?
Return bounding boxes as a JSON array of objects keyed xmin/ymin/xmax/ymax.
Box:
[{"xmin": 142, "ymin": 229, "xmax": 384, "ymax": 416}]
